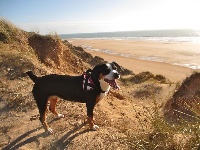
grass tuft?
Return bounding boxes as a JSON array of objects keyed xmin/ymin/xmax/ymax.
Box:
[
  {"xmin": 121, "ymin": 71, "xmax": 169, "ymax": 85},
  {"xmin": 127, "ymin": 97, "xmax": 200, "ymax": 149},
  {"xmin": 0, "ymin": 19, "xmax": 28, "ymax": 44}
]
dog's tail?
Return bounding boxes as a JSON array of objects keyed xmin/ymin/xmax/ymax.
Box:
[{"xmin": 26, "ymin": 71, "xmax": 38, "ymax": 83}]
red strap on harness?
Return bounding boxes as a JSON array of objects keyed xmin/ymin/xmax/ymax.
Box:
[{"xmin": 83, "ymin": 71, "xmax": 95, "ymax": 91}]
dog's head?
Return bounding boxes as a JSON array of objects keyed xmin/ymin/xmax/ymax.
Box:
[
  {"xmin": 103, "ymin": 62, "xmax": 120, "ymax": 90},
  {"xmin": 92, "ymin": 62, "xmax": 120, "ymax": 91}
]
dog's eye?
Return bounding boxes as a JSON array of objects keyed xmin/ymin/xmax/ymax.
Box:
[{"xmin": 113, "ymin": 66, "xmax": 117, "ymax": 70}]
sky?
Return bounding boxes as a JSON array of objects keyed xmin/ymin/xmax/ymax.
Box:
[{"xmin": 1, "ymin": 0, "xmax": 200, "ymax": 34}]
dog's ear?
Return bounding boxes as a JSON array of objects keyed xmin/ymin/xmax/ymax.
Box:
[
  {"xmin": 112, "ymin": 62, "xmax": 124, "ymax": 72},
  {"xmin": 92, "ymin": 64, "xmax": 110, "ymax": 81}
]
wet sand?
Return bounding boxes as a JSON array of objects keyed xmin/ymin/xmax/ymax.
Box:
[{"xmin": 69, "ymin": 39, "xmax": 200, "ymax": 82}]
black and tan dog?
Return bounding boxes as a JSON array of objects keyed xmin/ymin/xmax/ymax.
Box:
[{"xmin": 27, "ymin": 62, "xmax": 120, "ymax": 133}]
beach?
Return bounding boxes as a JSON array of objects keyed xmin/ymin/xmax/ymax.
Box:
[{"xmin": 69, "ymin": 39, "xmax": 200, "ymax": 82}]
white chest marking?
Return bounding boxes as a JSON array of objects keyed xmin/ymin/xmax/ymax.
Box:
[{"xmin": 99, "ymin": 79, "xmax": 110, "ymax": 100}]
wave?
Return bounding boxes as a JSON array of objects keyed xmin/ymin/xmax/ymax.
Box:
[{"xmin": 60, "ymin": 29, "xmax": 200, "ymax": 43}]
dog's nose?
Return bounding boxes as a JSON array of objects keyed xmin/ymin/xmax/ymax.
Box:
[{"xmin": 114, "ymin": 73, "xmax": 120, "ymax": 79}]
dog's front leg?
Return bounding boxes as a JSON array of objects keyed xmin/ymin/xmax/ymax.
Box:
[
  {"xmin": 86, "ymin": 102, "xmax": 99, "ymax": 130},
  {"xmin": 87, "ymin": 116, "xmax": 99, "ymax": 130},
  {"xmin": 95, "ymin": 95, "xmax": 100, "ymax": 105}
]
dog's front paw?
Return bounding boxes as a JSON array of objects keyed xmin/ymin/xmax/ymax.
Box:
[
  {"xmin": 91, "ymin": 125, "xmax": 99, "ymax": 131},
  {"xmin": 57, "ymin": 114, "xmax": 64, "ymax": 118}
]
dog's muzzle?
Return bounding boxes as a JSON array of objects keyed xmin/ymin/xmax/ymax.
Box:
[
  {"xmin": 114, "ymin": 72, "xmax": 120, "ymax": 79},
  {"xmin": 104, "ymin": 78, "xmax": 120, "ymax": 90}
]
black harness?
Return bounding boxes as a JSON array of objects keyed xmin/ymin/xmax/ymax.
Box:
[
  {"xmin": 82, "ymin": 70, "xmax": 96, "ymax": 91},
  {"xmin": 82, "ymin": 70, "xmax": 106, "ymax": 93}
]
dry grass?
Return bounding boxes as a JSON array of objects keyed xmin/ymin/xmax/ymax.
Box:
[
  {"xmin": 119, "ymin": 72, "xmax": 200, "ymax": 149},
  {"xmin": 121, "ymin": 71, "xmax": 170, "ymax": 86},
  {"xmin": 125, "ymin": 96, "xmax": 200, "ymax": 150},
  {"xmin": 0, "ymin": 19, "xmax": 27, "ymax": 44},
  {"xmin": 133, "ymin": 83, "xmax": 162, "ymax": 99}
]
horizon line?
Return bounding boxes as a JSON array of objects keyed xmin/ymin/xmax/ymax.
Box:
[{"xmin": 59, "ymin": 28, "xmax": 199, "ymax": 35}]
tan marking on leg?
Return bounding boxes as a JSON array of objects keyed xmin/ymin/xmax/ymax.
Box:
[
  {"xmin": 40, "ymin": 108, "xmax": 52, "ymax": 133},
  {"xmin": 87, "ymin": 116, "xmax": 95, "ymax": 128},
  {"xmin": 48, "ymin": 96, "xmax": 59, "ymax": 115},
  {"xmin": 48, "ymin": 96, "xmax": 64, "ymax": 118},
  {"xmin": 87, "ymin": 116, "xmax": 99, "ymax": 130}
]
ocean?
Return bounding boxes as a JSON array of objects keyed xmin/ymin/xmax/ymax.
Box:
[
  {"xmin": 59, "ymin": 29, "xmax": 200, "ymax": 70},
  {"xmin": 59, "ymin": 29, "xmax": 200, "ymax": 43}
]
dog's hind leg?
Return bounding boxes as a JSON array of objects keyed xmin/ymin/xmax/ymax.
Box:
[
  {"xmin": 38, "ymin": 101, "xmax": 53, "ymax": 134},
  {"xmin": 48, "ymin": 96, "xmax": 64, "ymax": 118},
  {"xmin": 40, "ymin": 110, "xmax": 53, "ymax": 134}
]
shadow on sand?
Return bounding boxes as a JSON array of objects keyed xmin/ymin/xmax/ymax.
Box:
[{"xmin": 3, "ymin": 119, "xmax": 90, "ymax": 150}]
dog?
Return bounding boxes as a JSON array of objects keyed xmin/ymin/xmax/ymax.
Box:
[{"xmin": 26, "ymin": 62, "xmax": 120, "ymax": 134}]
